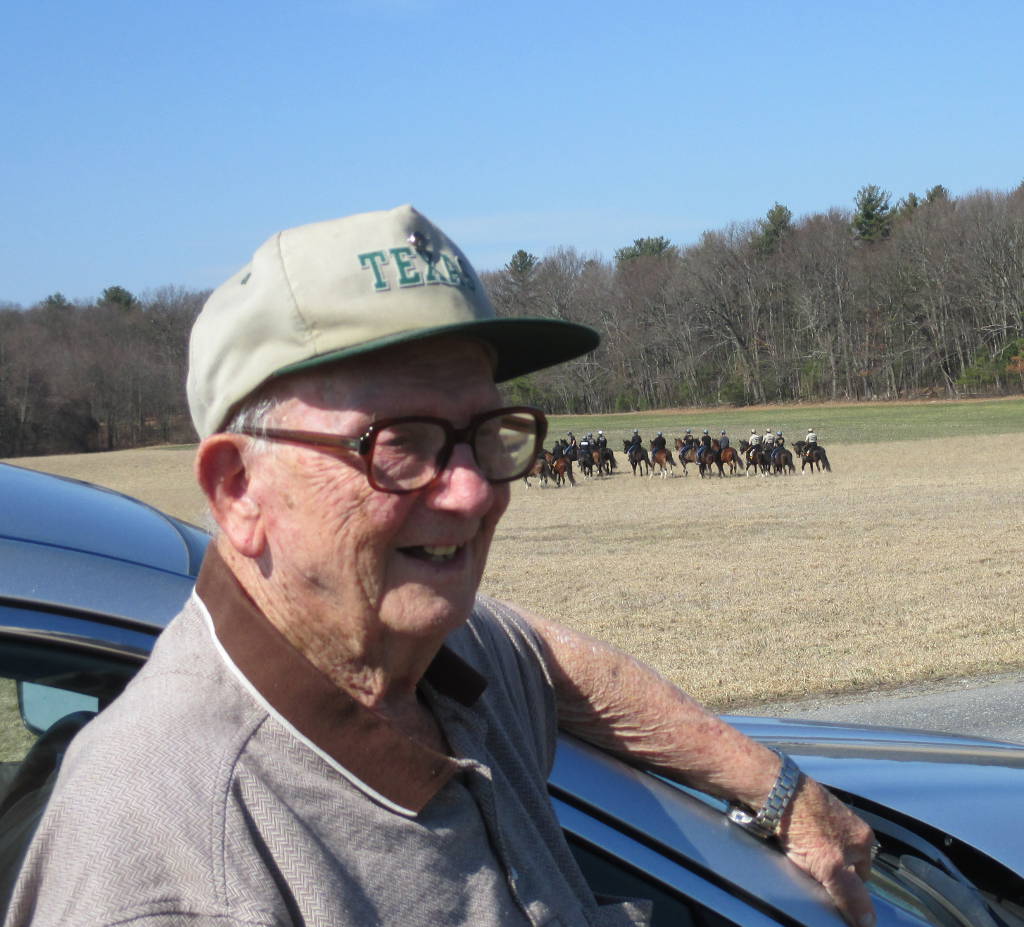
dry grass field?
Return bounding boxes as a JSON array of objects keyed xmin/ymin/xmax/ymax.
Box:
[{"xmin": 7, "ymin": 432, "xmax": 1023, "ymax": 710}]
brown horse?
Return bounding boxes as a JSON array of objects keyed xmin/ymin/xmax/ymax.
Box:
[
  {"xmin": 672, "ymin": 438, "xmax": 697, "ymax": 475},
  {"xmin": 649, "ymin": 447, "xmax": 675, "ymax": 478},
  {"xmin": 522, "ymin": 456, "xmax": 553, "ymax": 488},
  {"xmin": 717, "ymin": 444, "xmax": 744, "ymax": 475},
  {"xmin": 585, "ymin": 448, "xmax": 612, "ymax": 477},
  {"xmin": 546, "ymin": 452, "xmax": 576, "ymax": 487}
]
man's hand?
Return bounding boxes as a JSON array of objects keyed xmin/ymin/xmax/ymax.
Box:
[{"xmin": 779, "ymin": 775, "xmax": 877, "ymax": 927}]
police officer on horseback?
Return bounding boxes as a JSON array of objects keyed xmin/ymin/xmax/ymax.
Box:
[
  {"xmin": 696, "ymin": 428, "xmax": 712, "ymax": 463},
  {"xmin": 595, "ymin": 430, "xmax": 608, "ymax": 450},
  {"xmin": 805, "ymin": 428, "xmax": 818, "ymax": 450}
]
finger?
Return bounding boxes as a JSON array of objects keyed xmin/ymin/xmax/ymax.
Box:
[{"xmin": 826, "ymin": 864, "xmax": 876, "ymax": 927}]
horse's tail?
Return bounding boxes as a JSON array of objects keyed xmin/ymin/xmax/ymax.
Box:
[{"xmin": 821, "ymin": 450, "xmax": 832, "ymax": 472}]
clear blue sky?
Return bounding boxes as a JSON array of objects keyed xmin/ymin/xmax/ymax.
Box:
[{"xmin": 2, "ymin": 0, "xmax": 1022, "ymax": 307}]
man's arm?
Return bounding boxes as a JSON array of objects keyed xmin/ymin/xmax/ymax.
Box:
[{"xmin": 521, "ymin": 609, "xmax": 876, "ymax": 927}]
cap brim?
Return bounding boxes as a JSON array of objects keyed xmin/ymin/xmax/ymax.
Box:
[{"xmin": 275, "ymin": 317, "xmax": 600, "ymax": 383}]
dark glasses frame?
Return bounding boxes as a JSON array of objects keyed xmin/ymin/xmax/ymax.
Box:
[{"xmin": 238, "ymin": 405, "xmax": 548, "ymax": 494}]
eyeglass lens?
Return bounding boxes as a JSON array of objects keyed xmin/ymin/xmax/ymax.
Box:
[{"xmin": 369, "ymin": 410, "xmax": 540, "ymax": 491}]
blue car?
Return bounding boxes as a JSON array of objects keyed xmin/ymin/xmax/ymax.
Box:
[{"xmin": 1, "ymin": 461, "xmax": 1022, "ymax": 926}]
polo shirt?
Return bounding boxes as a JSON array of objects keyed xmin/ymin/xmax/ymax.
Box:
[{"xmin": 6, "ymin": 549, "xmax": 650, "ymax": 926}]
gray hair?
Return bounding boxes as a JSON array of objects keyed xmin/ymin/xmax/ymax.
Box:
[{"xmin": 222, "ymin": 394, "xmax": 287, "ymax": 456}]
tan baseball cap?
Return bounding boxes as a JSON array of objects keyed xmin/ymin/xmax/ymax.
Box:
[{"xmin": 187, "ymin": 205, "xmax": 599, "ymax": 437}]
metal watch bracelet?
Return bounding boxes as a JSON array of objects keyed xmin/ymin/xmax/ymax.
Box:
[{"xmin": 727, "ymin": 748, "xmax": 802, "ymax": 840}]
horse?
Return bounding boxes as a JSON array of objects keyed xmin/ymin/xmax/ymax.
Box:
[
  {"xmin": 622, "ymin": 440, "xmax": 650, "ymax": 476},
  {"xmin": 587, "ymin": 447, "xmax": 615, "ymax": 477},
  {"xmin": 649, "ymin": 444, "xmax": 675, "ymax": 479},
  {"xmin": 717, "ymin": 444, "xmax": 744, "ymax": 475},
  {"xmin": 548, "ymin": 454, "xmax": 576, "ymax": 486},
  {"xmin": 578, "ymin": 448, "xmax": 595, "ymax": 478},
  {"xmin": 792, "ymin": 440, "xmax": 832, "ymax": 473},
  {"xmin": 522, "ymin": 455, "xmax": 553, "ymax": 488},
  {"xmin": 771, "ymin": 448, "xmax": 796, "ymax": 475},
  {"xmin": 739, "ymin": 440, "xmax": 770, "ymax": 476},
  {"xmin": 672, "ymin": 438, "xmax": 697, "ymax": 476},
  {"xmin": 697, "ymin": 440, "xmax": 727, "ymax": 479}
]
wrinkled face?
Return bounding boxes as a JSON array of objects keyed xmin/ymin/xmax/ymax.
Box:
[{"xmin": 245, "ymin": 338, "xmax": 510, "ymax": 653}]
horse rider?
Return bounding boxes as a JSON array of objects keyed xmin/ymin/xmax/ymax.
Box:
[
  {"xmin": 651, "ymin": 431, "xmax": 667, "ymax": 457},
  {"xmin": 626, "ymin": 429, "xmax": 643, "ymax": 461},
  {"xmin": 770, "ymin": 430, "xmax": 786, "ymax": 465},
  {"xmin": 805, "ymin": 428, "xmax": 818, "ymax": 451},
  {"xmin": 696, "ymin": 428, "xmax": 712, "ymax": 463},
  {"xmin": 595, "ymin": 430, "xmax": 608, "ymax": 450},
  {"xmin": 748, "ymin": 428, "xmax": 762, "ymax": 448},
  {"xmin": 718, "ymin": 430, "xmax": 730, "ymax": 450},
  {"xmin": 579, "ymin": 432, "xmax": 592, "ymax": 456},
  {"xmin": 678, "ymin": 429, "xmax": 695, "ymax": 455}
]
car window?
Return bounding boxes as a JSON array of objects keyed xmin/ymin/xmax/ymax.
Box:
[
  {"xmin": 0, "ymin": 635, "xmax": 140, "ymax": 916},
  {"xmin": 568, "ymin": 837, "xmax": 739, "ymax": 927},
  {"xmin": 0, "ymin": 636, "xmax": 136, "ymax": 791},
  {"xmin": 0, "ymin": 679, "xmax": 34, "ymax": 769}
]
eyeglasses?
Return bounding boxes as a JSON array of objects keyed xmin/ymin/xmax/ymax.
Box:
[{"xmin": 239, "ymin": 406, "xmax": 548, "ymax": 494}]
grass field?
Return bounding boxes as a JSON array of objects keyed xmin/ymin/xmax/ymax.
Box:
[
  {"xmin": 548, "ymin": 396, "xmax": 1024, "ymax": 447},
  {"xmin": 5, "ymin": 397, "xmax": 1023, "ymax": 710}
]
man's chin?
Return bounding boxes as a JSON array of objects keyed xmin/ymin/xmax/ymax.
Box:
[{"xmin": 381, "ymin": 586, "xmax": 477, "ymax": 638}]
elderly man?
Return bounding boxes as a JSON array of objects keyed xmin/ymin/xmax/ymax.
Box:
[{"xmin": 6, "ymin": 207, "xmax": 875, "ymax": 927}]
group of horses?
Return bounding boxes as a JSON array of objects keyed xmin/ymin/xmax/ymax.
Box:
[
  {"xmin": 523, "ymin": 441, "xmax": 617, "ymax": 487},
  {"xmin": 523, "ymin": 435, "xmax": 832, "ymax": 487}
]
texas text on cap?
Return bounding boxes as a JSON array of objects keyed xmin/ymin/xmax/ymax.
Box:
[{"xmin": 187, "ymin": 205, "xmax": 600, "ymax": 438}]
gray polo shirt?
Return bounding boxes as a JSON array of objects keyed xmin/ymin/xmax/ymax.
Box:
[{"xmin": 6, "ymin": 550, "xmax": 650, "ymax": 926}]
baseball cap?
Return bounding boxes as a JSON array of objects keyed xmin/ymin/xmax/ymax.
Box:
[{"xmin": 187, "ymin": 205, "xmax": 599, "ymax": 437}]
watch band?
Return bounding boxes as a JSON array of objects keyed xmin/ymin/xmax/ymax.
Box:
[{"xmin": 727, "ymin": 748, "xmax": 802, "ymax": 840}]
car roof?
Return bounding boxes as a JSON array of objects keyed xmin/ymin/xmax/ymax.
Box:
[{"xmin": 0, "ymin": 463, "xmax": 209, "ymax": 628}]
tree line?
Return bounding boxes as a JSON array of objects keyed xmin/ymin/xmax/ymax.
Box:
[
  {"xmin": 0, "ymin": 286, "xmax": 205, "ymax": 456},
  {"xmin": 2, "ymin": 182, "xmax": 1022, "ymax": 456},
  {"xmin": 485, "ymin": 183, "xmax": 1024, "ymax": 413}
]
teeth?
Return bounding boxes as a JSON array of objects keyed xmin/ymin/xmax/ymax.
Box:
[{"xmin": 421, "ymin": 544, "xmax": 458, "ymax": 561}]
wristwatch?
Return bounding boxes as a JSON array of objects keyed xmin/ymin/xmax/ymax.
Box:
[{"xmin": 727, "ymin": 748, "xmax": 802, "ymax": 840}]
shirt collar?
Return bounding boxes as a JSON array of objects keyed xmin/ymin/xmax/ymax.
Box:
[{"xmin": 195, "ymin": 545, "xmax": 487, "ymax": 812}]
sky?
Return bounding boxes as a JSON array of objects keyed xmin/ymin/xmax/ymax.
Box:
[{"xmin": 2, "ymin": 0, "xmax": 1022, "ymax": 307}]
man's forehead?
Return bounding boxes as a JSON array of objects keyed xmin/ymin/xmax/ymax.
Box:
[{"xmin": 272, "ymin": 338, "xmax": 500, "ymax": 414}]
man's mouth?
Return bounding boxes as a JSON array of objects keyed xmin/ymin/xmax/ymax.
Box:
[{"xmin": 401, "ymin": 544, "xmax": 461, "ymax": 563}]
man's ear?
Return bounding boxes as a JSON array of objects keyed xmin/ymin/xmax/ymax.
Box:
[{"xmin": 195, "ymin": 434, "xmax": 266, "ymax": 558}]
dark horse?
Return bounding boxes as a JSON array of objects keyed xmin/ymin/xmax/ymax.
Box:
[
  {"xmin": 771, "ymin": 448, "xmax": 796, "ymax": 475},
  {"xmin": 739, "ymin": 440, "xmax": 770, "ymax": 476},
  {"xmin": 581, "ymin": 447, "xmax": 614, "ymax": 478},
  {"xmin": 792, "ymin": 440, "xmax": 832, "ymax": 473},
  {"xmin": 622, "ymin": 440, "xmax": 650, "ymax": 476}
]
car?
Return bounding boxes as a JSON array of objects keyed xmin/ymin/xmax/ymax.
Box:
[{"xmin": 1, "ymin": 460, "xmax": 1022, "ymax": 926}]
